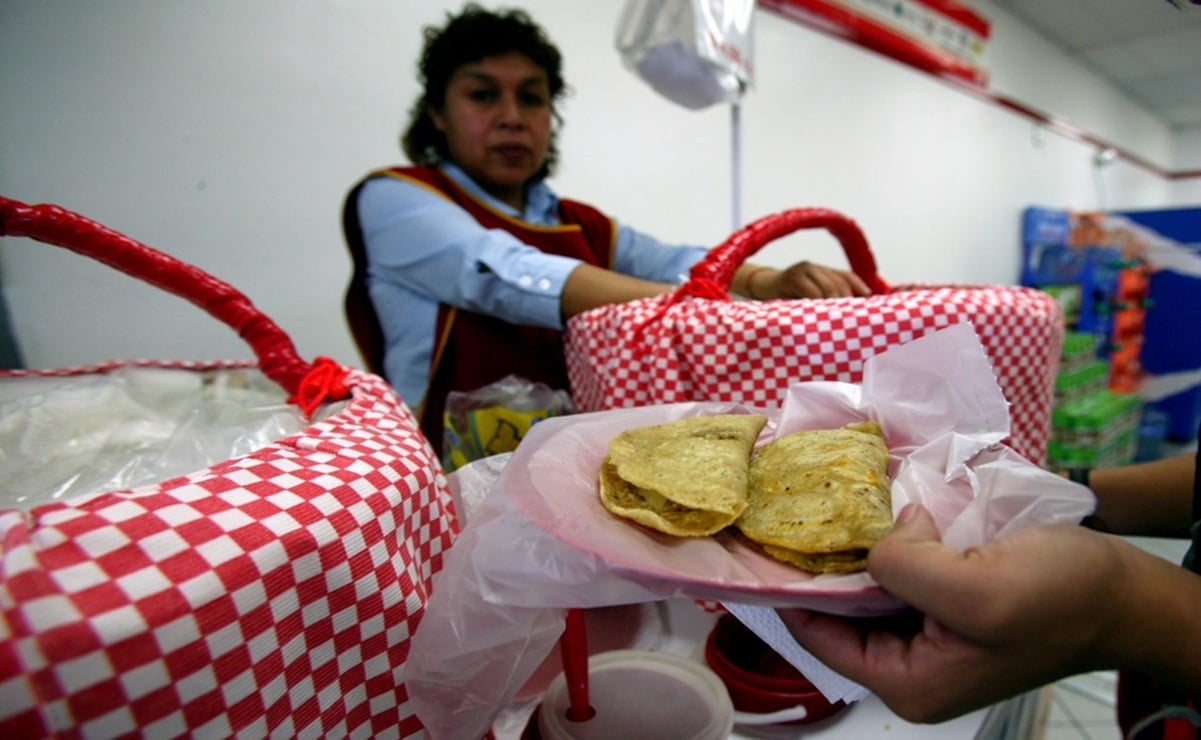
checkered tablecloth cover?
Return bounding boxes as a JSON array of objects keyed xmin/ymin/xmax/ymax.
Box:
[
  {"xmin": 0, "ymin": 364, "xmax": 459, "ymax": 739},
  {"xmin": 565, "ymin": 283, "xmax": 1065, "ymax": 464}
]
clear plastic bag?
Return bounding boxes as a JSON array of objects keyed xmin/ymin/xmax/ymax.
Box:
[
  {"xmin": 0, "ymin": 366, "xmax": 342, "ymax": 508},
  {"xmin": 615, "ymin": 0, "xmax": 755, "ymax": 109},
  {"xmin": 441, "ymin": 374, "xmax": 574, "ymax": 472}
]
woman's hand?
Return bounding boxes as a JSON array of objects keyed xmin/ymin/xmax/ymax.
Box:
[
  {"xmin": 779, "ymin": 504, "xmax": 1200, "ymax": 723},
  {"xmin": 738, "ymin": 261, "xmax": 872, "ymax": 300}
]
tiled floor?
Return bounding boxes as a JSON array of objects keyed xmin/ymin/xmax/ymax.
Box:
[{"xmin": 1044, "ymin": 672, "xmax": 1123, "ymax": 740}]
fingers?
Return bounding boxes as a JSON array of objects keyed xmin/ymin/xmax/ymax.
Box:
[
  {"xmin": 844, "ymin": 270, "xmax": 873, "ymax": 296},
  {"xmin": 779, "ymin": 609, "xmax": 872, "ymax": 680},
  {"xmin": 781, "ymin": 608, "xmax": 977, "ymax": 722},
  {"xmin": 797, "ymin": 264, "xmax": 853, "ymax": 298},
  {"xmin": 807, "ymin": 263, "xmax": 871, "ymax": 297},
  {"xmin": 778, "ymin": 261, "xmax": 872, "ymax": 298}
]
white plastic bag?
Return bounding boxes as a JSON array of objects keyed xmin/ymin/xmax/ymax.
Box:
[
  {"xmin": 407, "ymin": 323, "xmax": 1095, "ymax": 739},
  {"xmin": 442, "ymin": 374, "xmax": 574, "ymax": 472},
  {"xmin": 615, "ymin": 0, "xmax": 755, "ymax": 109},
  {"xmin": 0, "ymin": 367, "xmax": 324, "ymax": 507}
]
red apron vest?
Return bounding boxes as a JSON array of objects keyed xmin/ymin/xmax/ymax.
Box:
[{"xmin": 370, "ymin": 165, "xmax": 615, "ymax": 454}]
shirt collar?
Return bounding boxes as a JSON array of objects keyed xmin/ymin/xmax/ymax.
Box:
[{"xmin": 439, "ymin": 162, "xmax": 559, "ymax": 225}]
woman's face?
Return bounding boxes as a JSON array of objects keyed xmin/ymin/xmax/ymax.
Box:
[{"xmin": 431, "ymin": 52, "xmax": 553, "ymax": 210}]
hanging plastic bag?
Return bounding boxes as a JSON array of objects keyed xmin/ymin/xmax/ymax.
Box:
[
  {"xmin": 441, "ymin": 374, "xmax": 575, "ymax": 472},
  {"xmin": 615, "ymin": 0, "xmax": 755, "ymax": 109}
]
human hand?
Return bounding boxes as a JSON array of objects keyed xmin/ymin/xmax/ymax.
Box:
[
  {"xmin": 779, "ymin": 504, "xmax": 1135, "ymax": 723},
  {"xmin": 755, "ymin": 260, "xmax": 872, "ymax": 300}
]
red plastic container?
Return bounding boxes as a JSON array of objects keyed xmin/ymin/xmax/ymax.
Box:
[{"xmin": 703, "ymin": 614, "xmax": 848, "ymax": 725}]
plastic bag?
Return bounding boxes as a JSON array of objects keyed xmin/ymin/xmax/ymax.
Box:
[
  {"xmin": 0, "ymin": 366, "xmax": 339, "ymax": 508},
  {"xmin": 441, "ymin": 374, "xmax": 574, "ymax": 472},
  {"xmin": 406, "ymin": 323, "xmax": 1096, "ymax": 739},
  {"xmin": 615, "ymin": 0, "xmax": 755, "ymax": 109}
]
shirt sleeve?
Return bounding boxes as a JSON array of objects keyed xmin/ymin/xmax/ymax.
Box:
[
  {"xmin": 611, "ymin": 223, "xmax": 708, "ymax": 284},
  {"xmin": 357, "ymin": 176, "xmax": 581, "ymax": 330}
]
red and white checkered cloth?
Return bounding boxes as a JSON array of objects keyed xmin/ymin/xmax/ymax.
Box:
[
  {"xmin": 0, "ymin": 365, "xmax": 458, "ymax": 738},
  {"xmin": 566, "ymin": 208, "xmax": 1065, "ymax": 465},
  {"xmin": 567, "ymin": 288, "xmax": 1063, "ymax": 465}
]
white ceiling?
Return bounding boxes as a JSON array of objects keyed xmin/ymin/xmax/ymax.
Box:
[{"xmin": 987, "ymin": 0, "xmax": 1201, "ymax": 129}]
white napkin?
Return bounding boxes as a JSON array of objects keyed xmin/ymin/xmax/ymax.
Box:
[{"xmin": 722, "ymin": 602, "xmax": 870, "ymax": 704}]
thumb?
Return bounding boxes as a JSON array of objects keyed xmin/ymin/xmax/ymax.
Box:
[
  {"xmin": 879, "ymin": 503, "xmax": 942, "ymax": 547},
  {"xmin": 868, "ymin": 504, "xmax": 959, "ymax": 594}
]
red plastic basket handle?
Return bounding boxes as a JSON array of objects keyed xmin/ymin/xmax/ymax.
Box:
[
  {"xmin": 687, "ymin": 208, "xmax": 892, "ymax": 296},
  {"xmin": 0, "ymin": 196, "xmax": 313, "ymax": 397}
]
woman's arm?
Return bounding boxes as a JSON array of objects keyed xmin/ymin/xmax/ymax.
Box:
[
  {"xmin": 559, "ymin": 262, "xmax": 675, "ymax": 318},
  {"xmin": 561, "ymin": 257, "xmax": 877, "ymax": 317},
  {"xmin": 611, "ymin": 223, "xmax": 873, "ymax": 301},
  {"xmin": 359, "ymin": 177, "xmax": 577, "ymax": 328},
  {"xmin": 1089, "ymin": 453, "xmax": 1195, "ymax": 537}
]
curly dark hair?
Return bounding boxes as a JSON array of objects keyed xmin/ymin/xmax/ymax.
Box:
[{"xmin": 402, "ymin": 4, "xmax": 568, "ymax": 182}]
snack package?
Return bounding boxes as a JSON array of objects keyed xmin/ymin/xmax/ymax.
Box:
[
  {"xmin": 408, "ymin": 323, "xmax": 1096, "ymax": 740},
  {"xmin": 441, "ymin": 375, "xmax": 574, "ymax": 472}
]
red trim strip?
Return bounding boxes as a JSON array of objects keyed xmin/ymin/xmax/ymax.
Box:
[
  {"xmin": 916, "ymin": 0, "xmax": 991, "ymax": 37},
  {"xmin": 765, "ymin": 0, "xmax": 985, "ymax": 84},
  {"xmin": 760, "ymin": 0, "xmax": 1201, "ymax": 181}
]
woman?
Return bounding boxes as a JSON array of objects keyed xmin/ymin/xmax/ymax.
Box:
[{"xmin": 343, "ymin": 4, "xmax": 871, "ymax": 452}]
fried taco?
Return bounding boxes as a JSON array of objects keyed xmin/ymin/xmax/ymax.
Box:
[
  {"xmin": 736, "ymin": 420, "xmax": 893, "ymax": 573},
  {"xmin": 599, "ymin": 413, "xmax": 769, "ymax": 537}
]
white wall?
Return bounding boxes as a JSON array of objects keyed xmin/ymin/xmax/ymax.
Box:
[
  {"xmin": 1171, "ymin": 125, "xmax": 1201, "ymax": 204},
  {"xmin": 1, "ymin": 0, "xmax": 1196, "ymax": 374}
]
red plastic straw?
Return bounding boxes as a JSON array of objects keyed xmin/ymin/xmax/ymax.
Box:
[{"xmin": 559, "ymin": 608, "xmax": 594, "ymax": 722}]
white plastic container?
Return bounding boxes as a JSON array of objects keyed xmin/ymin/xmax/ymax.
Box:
[{"xmin": 536, "ymin": 649, "xmax": 734, "ymax": 740}]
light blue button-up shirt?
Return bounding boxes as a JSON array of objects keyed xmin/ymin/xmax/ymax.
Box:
[{"xmin": 356, "ymin": 163, "xmax": 707, "ymax": 407}]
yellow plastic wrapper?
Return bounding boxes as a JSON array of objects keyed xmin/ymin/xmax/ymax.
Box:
[{"xmin": 442, "ymin": 375, "xmax": 575, "ymax": 472}]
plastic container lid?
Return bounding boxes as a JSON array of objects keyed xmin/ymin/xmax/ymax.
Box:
[{"xmin": 537, "ymin": 649, "xmax": 734, "ymax": 740}]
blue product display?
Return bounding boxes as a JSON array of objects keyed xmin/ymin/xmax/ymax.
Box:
[
  {"xmin": 1022, "ymin": 204, "xmax": 1201, "ymax": 452},
  {"xmin": 1118, "ymin": 206, "xmax": 1201, "ymax": 441},
  {"xmin": 1021, "ymin": 207, "xmax": 1123, "ymax": 352},
  {"xmin": 1020, "ymin": 207, "xmax": 1075, "ymax": 286}
]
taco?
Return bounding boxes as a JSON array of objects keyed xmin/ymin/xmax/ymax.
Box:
[
  {"xmin": 736, "ymin": 420, "xmax": 893, "ymax": 573},
  {"xmin": 599, "ymin": 413, "xmax": 768, "ymax": 537}
]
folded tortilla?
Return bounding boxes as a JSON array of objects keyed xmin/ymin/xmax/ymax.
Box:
[
  {"xmin": 599, "ymin": 414, "xmax": 768, "ymax": 537},
  {"xmin": 736, "ymin": 420, "xmax": 893, "ymax": 573}
]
